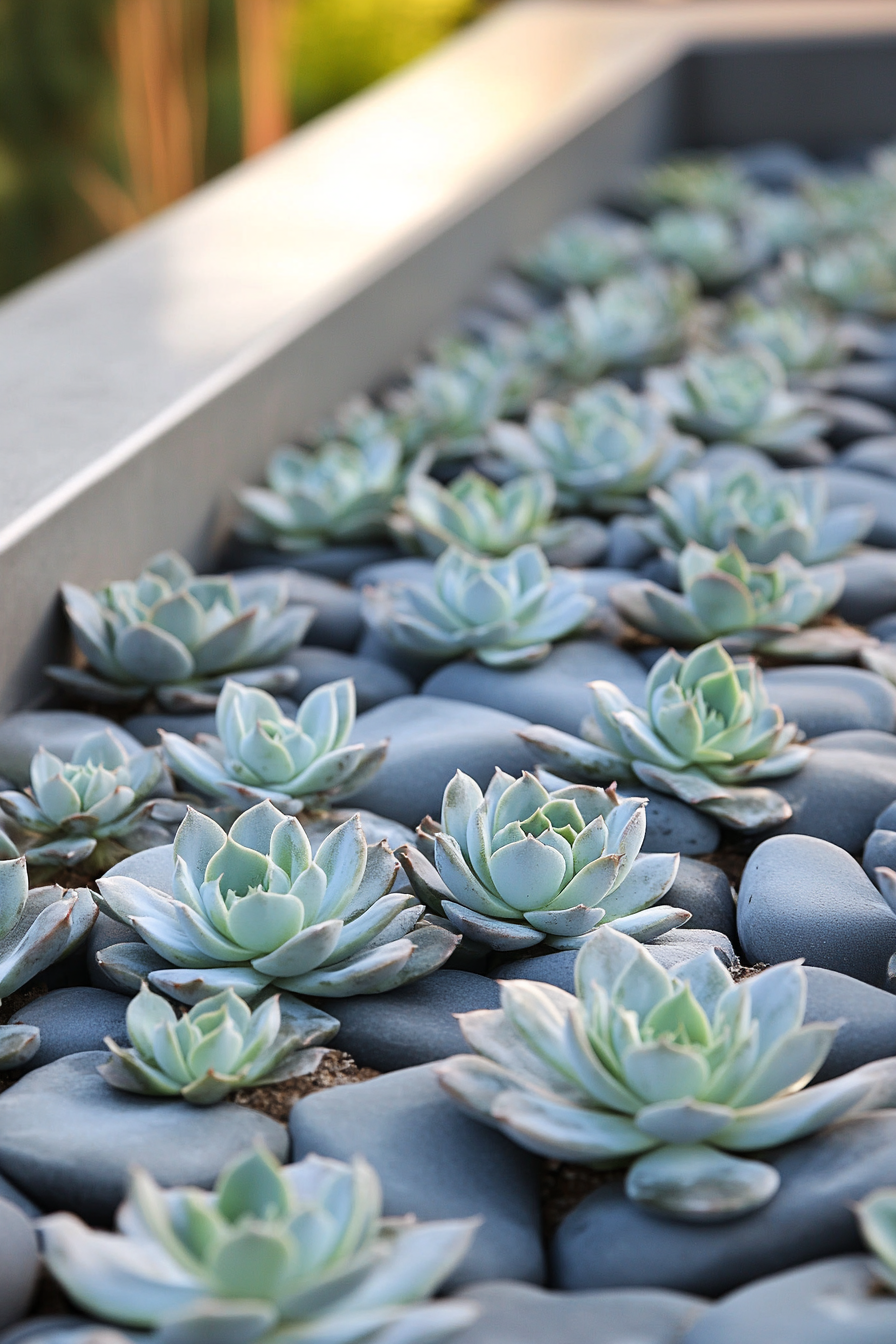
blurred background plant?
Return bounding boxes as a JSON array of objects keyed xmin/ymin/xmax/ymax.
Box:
[{"xmin": 0, "ymin": 0, "xmax": 492, "ymax": 297}]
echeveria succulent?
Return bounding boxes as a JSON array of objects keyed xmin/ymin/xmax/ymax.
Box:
[
  {"xmin": 489, "ymin": 381, "xmax": 701, "ymax": 515},
  {"xmin": 0, "ymin": 731, "xmax": 173, "ymax": 877},
  {"xmin": 610, "ymin": 542, "xmax": 844, "ymax": 650},
  {"xmin": 100, "ymin": 983, "xmax": 336, "ymax": 1105},
  {"xmin": 237, "ymin": 434, "xmax": 403, "ymax": 553},
  {"xmin": 635, "ymin": 155, "xmax": 752, "ymax": 215},
  {"xmin": 646, "ymin": 465, "xmax": 873, "ymax": 564},
  {"xmin": 386, "ymin": 349, "xmax": 507, "ymax": 456},
  {"xmin": 799, "ymin": 171, "xmax": 896, "ymax": 236},
  {"xmin": 648, "ymin": 209, "xmax": 765, "ymax": 289},
  {"xmin": 398, "ymin": 768, "xmax": 683, "ymax": 952},
  {"xmin": 725, "ymin": 295, "xmax": 845, "ymax": 373},
  {"xmin": 792, "ymin": 235, "xmax": 896, "ymax": 317},
  {"xmin": 516, "ymin": 210, "xmax": 647, "ymax": 290},
  {"xmin": 437, "ymin": 926, "xmax": 884, "ymax": 1220},
  {"xmin": 529, "ymin": 267, "xmax": 697, "ymax": 383},
  {"xmin": 856, "ymin": 1187, "xmax": 896, "ymax": 1293},
  {"xmin": 161, "ymin": 678, "xmax": 386, "ymax": 815},
  {"xmin": 47, "ymin": 552, "xmax": 312, "ymax": 710},
  {"xmin": 96, "ymin": 800, "xmax": 456, "ymax": 1002},
  {"xmin": 740, "ymin": 191, "xmax": 821, "ymax": 254},
  {"xmin": 646, "ymin": 348, "xmax": 829, "ymax": 458},
  {"xmin": 521, "ymin": 642, "xmax": 810, "ymax": 829},
  {"xmin": 362, "ymin": 543, "xmax": 593, "ymax": 668},
  {"xmin": 40, "ymin": 1148, "xmax": 479, "ymax": 1344}
]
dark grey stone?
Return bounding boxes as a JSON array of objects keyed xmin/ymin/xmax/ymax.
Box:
[
  {"xmin": 0, "ymin": 1318, "xmax": 132, "ymax": 1344},
  {"xmin": 341, "ymin": 695, "xmax": 538, "ymax": 828},
  {"xmin": 324, "ymin": 970, "xmax": 500, "ymax": 1071},
  {"xmin": 823, "ymin": 467, "xmax": 896, "ymax": 544},
  {"xmin": 822, "ymin": 399, "xmax": 896, "ymax": 451},
  {"xmin": 551, "ymin": 1111, "xmax": 896, "ymax": 1297},
  {"xmin": 811, "ymin": 729, "xmax": 896, "ymax": 756},
  {"xmin": 9, "ymin": 988, "xmax": 129, "ymax": 1071},
  {"xmin": 451, "ymin": 1281, "xmax": 708, "ymax": 1344},
  {"xmin": 421, "ymin": 640, "xmax": 647, "ymax": 735},
  {"xmin": 837, "ymin": 551, "xmax": 896, "ymax": 625},
  {"xmin": 89, "ymin": 848, "xmax": 172, "ymax": 991},
  {"xmin": 496, "ymin": 930, "xmax": 735, "ymax": 993},
  {"xmin": 355, "ymin": 627, "xmax": 445, "ymax": 685},
  {"xmin": 496, "ymin": 950, "xmax": 577, "ymax": 991},
  {"xmin": 0, "ymin": 713, "xmax": 143, "ymax": 789},
  {"xmin": 878, "ymin": 799, "xmax": 896, "ymax": 830},
  {"xmin": 841, "ymin": 433, "xmax": 896, "ymax": 477},
  {"xmin": 285, "ymin": 646, "xmax": 412, "ymax": 710},
  {"xmin": 762, "ymin": 666, "xmax": 896, "ymax": 738},
  {"xmin": 0, "ymin": 1199, "xmax": 38, "ymax": 1329},
  {"xmin": 619, "ymin": 790, "xmax": 720, "ymax": 857},
  {"xmin": 578, "ymin": 568, "xmax": 640, "ymax": 610},
  {"xmin": 235, "ymin": 567, "xmax": 363, "ymax": 650},
  {"xmin": 864, "ymin": 829, "xmax": 896, "ymax": 881},
  {"xmin": 0, "ymin": 1174, "xmax": 39, "ymax": 1219},
  {"xmin": 666, "ymin": 858, "xmax": 736, "ymax": 941},
  {"xmin": 0, "ymin": 1053, "xmax": 287, "ymax": 1225},
  {"xmin": 289, "ymin": 1062, "xmax": 544, "ymax": 1288},
  {"xmin": 805, "ymin": 966, "xmax": 896, "ymax": 1082},
  {"xmin": 226, "ymin": 538, "xmax": 398, "ymax": 582},
  {"xmin": 680, "ymin": 1255, "xmax": 896, "ymax": 1344},
  {"xmin": 351, "ymin": 557, "xmax": 435, "ymax": 591},
  {"xmin": 869, "ymin": 612, "xmax": 896, "ymax": 642},
  {"xmin": 124, "ymin": 710, "xmax": 215, "ymax": 746},
  {"xmin": 605, "ymin": 516, "xmax": 655, "ymax": 570},
  {"xmin": 738, "ymin": 835, "xmax": 896, "ymax": 986},
  {"xmin": 733, "ymin": 140, "xmax": 817, "ymax": 189},
  {"xmin": 769, "ymin": 749, "xmax": 896, "ymax": 853}
]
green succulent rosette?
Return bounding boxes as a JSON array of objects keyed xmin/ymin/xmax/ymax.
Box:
[
  {"xmin": 515, "ymin": 210, "xmax": 647, "ymax": 291},
  {"xmin": 725, "ymin": 294, "xmax": 846, "ymax": 373},
  {"xmin": 437, "ymin": 925, "xmax": 889, "ymax": 1221},
  {"xmin": 789, "ymin": 233, "xmax": 896, "ymax": 317},
  {"xmin": 648, "ymin": 208, "xmax": 767, "ymax": 289},
  {"xmin": 520, "ymin": 641, "xmax": 811, "ymax": 830},
  {"xmin": 634, "ymin": 154, "xmax": 753, "ymax": 215}
]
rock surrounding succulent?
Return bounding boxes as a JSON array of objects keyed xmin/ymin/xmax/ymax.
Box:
[
  {"xmin": 521, "ymin": 642, "xmax": 810, "ymax": 829},
  {"xmin": 646, "ymin": 348, "xmax": 829, "ymax": 458},
  {"xmin": 40, "ymin": 1147, "xmax": 479, "ymax": 1344},
  {"xmin": 648, "ymin": 209, "xmax": 765, "ymax": 289},
  {"xmin": 635, "ymin": 155, "xmax": 752, "ymax": 215},
  {"xmin": 0, "ymin": 731, "xmax": 174, "ymax": 877},
  {"xmin": 47, "ymin": 552, "xmax": 312, "ymax": 711},
  {"xmin": 645, "ymin": 465, "xmax": 873, "ymax": 565},
  {"xmin": 161, "ymin": 679, "xmax": 386, "ymax": 815},
  {"xmin": 437, "ymin": 926, "xmax": 885, "ymax": 1221},
  {"xmin": 489, "ymin": 382, "xmax": 701, "ymax": 515},
  {"xmin": 237, "ymin": 434, "xmax": 403, "ymax": 554},
  {"xmin": 362, "ymin": 543, "xmax": 593, "ymax": 669},
  {"xmin": 791, "ymin": 235, "xmax": 896, "ymax": 316},
  {"xmin": 397, "ymin": 768, "xmax": 684, "ymax": 952},
  {"xmin": 516, "ymin": 210, "xmax": 647, "ymax": 290},
  {"xmin": 0, "ymin": 851, "xmax": 96, "ymax": 1067},
  {"xmin": 856, "ymin": 1187, "xmax": 896, "ymax": 1292},
  {"xmin": 529, "ymin": 267, "xmax": 698, "ymax": 383},
  {"xmin": 610, "ymin": 542, "xmax": 844, "ymax": 651},
  {"xmin": 725, "ymin": 295, "xmax": 845, "ymax": 373},
  {"xmin": 100, "ymin": 983, "xmax": 336, "ymax": 1105},
  {"xmin": 96, "ymin": 800, "xmax": 456, "ymax": 1002}
]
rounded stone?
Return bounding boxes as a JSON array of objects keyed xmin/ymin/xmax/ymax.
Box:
[
  {"xmin": 351, "ymin": 557, "xmax": 435, "ymax": 591},
  {"xmin": 284, "ymin": 646, "xmax": 412, "ymax": 710},
  {"xmin": 863, "ymin": 829, "xmax": 896, "ymax": 881},
  {"xmin": 805, "ymin": 966, "xmax": 896, "ymax": 1083},
  {"xmin": 837, "ymin": 551, "xmax": 896, "ymax": 625},
  {"xmin": 0, "ymin": 1199, "xmax": 38, "ymax": 1329},
  {"xmin": 340, "ymin": 695, "xmax": 538, "ymax": 828},
  {"xmin": 619, "ymin": 791, "xmax": 720, "ymax": 857},
  {"xmin": 450, "ymin": 1281, "xmax": 708, "ymax": 1344},
  {"xmin": 761, "ymin": 666, "xmax": 896, "ymax": 738},
  {"xmin": 665, "ymin": 858, "xmax": 735, "ymax": 941},
  {"xmin": 8, "ymin": 988, "xmax": 129, "ymax": 1071},
  {"xmin": 768, "ymin": 748, "xmax": 896, "ymax": 853},
  {"xmin": 738, "ymin": 835, "xmax": 896, "ymax": 986},
  {"xmin": 289, "ymin": 1062, "xmax": 544, "ymax": 1289},
  {"xmin": 841, "ymin": 433, "xmax": 896, "ymax": 479},
  {"xmin": 421, "ymin": 640, "xmax": 647, "ymax": 736},
  {"xmin": 0, "ymin": 1052, "xmax": 288, "ymax": 1225},
  {"xmin": 811, "ymin": 729, "xmax": 896, "ymax": 756},
  {"xmin": 226, "ymin": 539, "xmax": 398, "ymax": 583},
  {"xmin": 233, "ymin": 567, "xmax": 363, "ymax": 650},
  {"xmin": 821, "ymin": 466, "xmax": 896, "ymax": 547},
  {"xmin": 0, "ymin": 713, "xmax": 144, "ymax": 789},
  {"xmin": 496, "ymin": 929, "xmax": 735, "ymax": 993}
]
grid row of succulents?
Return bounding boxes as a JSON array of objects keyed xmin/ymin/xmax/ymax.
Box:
[{"xmin": 10, "ymin": 139, "xmax": 896, "ymax": 1342}]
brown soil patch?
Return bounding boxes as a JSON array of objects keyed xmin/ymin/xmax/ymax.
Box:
[
  {"xmin": 541, "ymin": 1160, "xmax": 620, "ymax": 1241},
  {"xmin": 696, "ymin": 844, "xmax": 751, "ymax": 891},
  {"xmin": 229, "ymin": 1049, "xmax": 379, "ymax": 1123}
]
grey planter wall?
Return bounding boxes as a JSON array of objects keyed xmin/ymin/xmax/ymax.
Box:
[{"xmin": 0, "ymin": 0, "xmax": 895, "ymax": 712}]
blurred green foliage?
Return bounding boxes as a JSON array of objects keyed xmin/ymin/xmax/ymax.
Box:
[{"xmin": 0, "ymin": 0, "xmax": 487, "ymax": 298}]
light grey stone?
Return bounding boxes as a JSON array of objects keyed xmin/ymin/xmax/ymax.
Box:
[
  {"xmin": 0, "ymin": 1318, "xmax": 133, "ymax": 1344},
  {"xmin": 9, "ymin": 987, "xmax": 129, "ymax": 1071},
  {"xmin": 841, "ymin": 433, "xmax": 896, "ymax": 476},
  {"xmin": 863, "ymin": 829, "xmax": 896, "ymax": 881},
  {"xmin": 285, "ymin": 646, "xmax": 412, "ymax": 709},
  {"xmin": 738, "ymin": 835, "xmax": 896, "ymax": 986},
  {"xmin": 812, "ymin": 729, "xmax": 896, "ymax": 756},
  {"xmin": 769, "ymin": 749, "xmax": 896, "ymax": 853},
  {"xmin": 0, "ymin": 713, "xmax": 143, "ymax": 789},
  {"xmin": 805, "ymin": 967, "xmax": 896, "ymax": 1082},
  {"xmin": 341, "ymin": 695, "xmax": 538, "ymax": 828},
  {"xmin": 324, "ymin": 970, "xmax": 500, "ymax": 1071},
  {"xmin": 822, "ymin": 466, "xmax": 896, "ymax": 546},
  {"xmin": 451, "ymin": 1281, "xmax": 708, "ymax": 1344},
  {"xmin": 869, "ymin": 611, "xmax": 896, "ymax": 642},
  {"xmin": 289, "ymin": 1062, "xmax": 544, "ymax": 1288},
  {"xmin": 837, "ymin": 551, "xmax": 896, "ymax": 625},
  {"xmin": 0, "ymin": 1052, "xmax": 288, "ymax": 1225},
  {"xmin": 421, "ymin": 639, "xmax": 647, "ymax": 735},
  {"xmin": 0, "ymin": 1199, "xmax": 38, "ymax": 1329},
  {"xmin": 550, "ymin": 1112, "xmax": 896, "ymax": 1297},
  {"xmin": 762, "ymin": 666, "xmax": 896, "ymax": 738},
  {"xmin": 681, "ymin": 1255, "xmax": 896, "ymax": 1344}
]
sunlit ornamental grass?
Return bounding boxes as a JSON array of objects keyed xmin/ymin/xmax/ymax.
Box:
[
  {"xmin": 160, "ymin": 678, "xmax": 386, "ymax": 817},
  {"xmin": 396, "ymin": 767, "xmax": 684, "ymax": 952},
  {"xmin": 0, "ymin": 853, "xmax": 96, "ymax": 1068},
  {"xmin": 236, "ymin": 431, "xmax": 403, "ymax": 554},
  {"xmin": 489, "ymin": 381, "xmax": 701, "ymax": 516},
  {"xmin": 521, "ymin": 641, "xmax": 810, "ymax": 830},
  {"xmin": 362, "ymin": 543, "xmax": 594, "ymax": 668},
  {"xmin": 609, "ymin": 541, "xmax": 851, "ymax": 659},
  {"xmin": 515, "ymin": 209, "xmax": 648, "ymax": 291},
  {"xmin": 95, "ymin": 800, "xmax": 457, "ymax": 1003},
  {"xmin": 436, "ymin": 926, "xmax": 891, "ymax": 1221},
  {"xmin": 40, "ymin": 1148, "xmax": 480, "ymax": 1344},
  {"xmin": 0, "ymin": 730, "xmax": 176, "ymax": 878},
  {"xmin": 46, "ymin": 551, "xmax": 313, "ymax": 711},
  {"xmin": 645, "ymin": 348, "xmax": 830, "ymax": 460}
]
